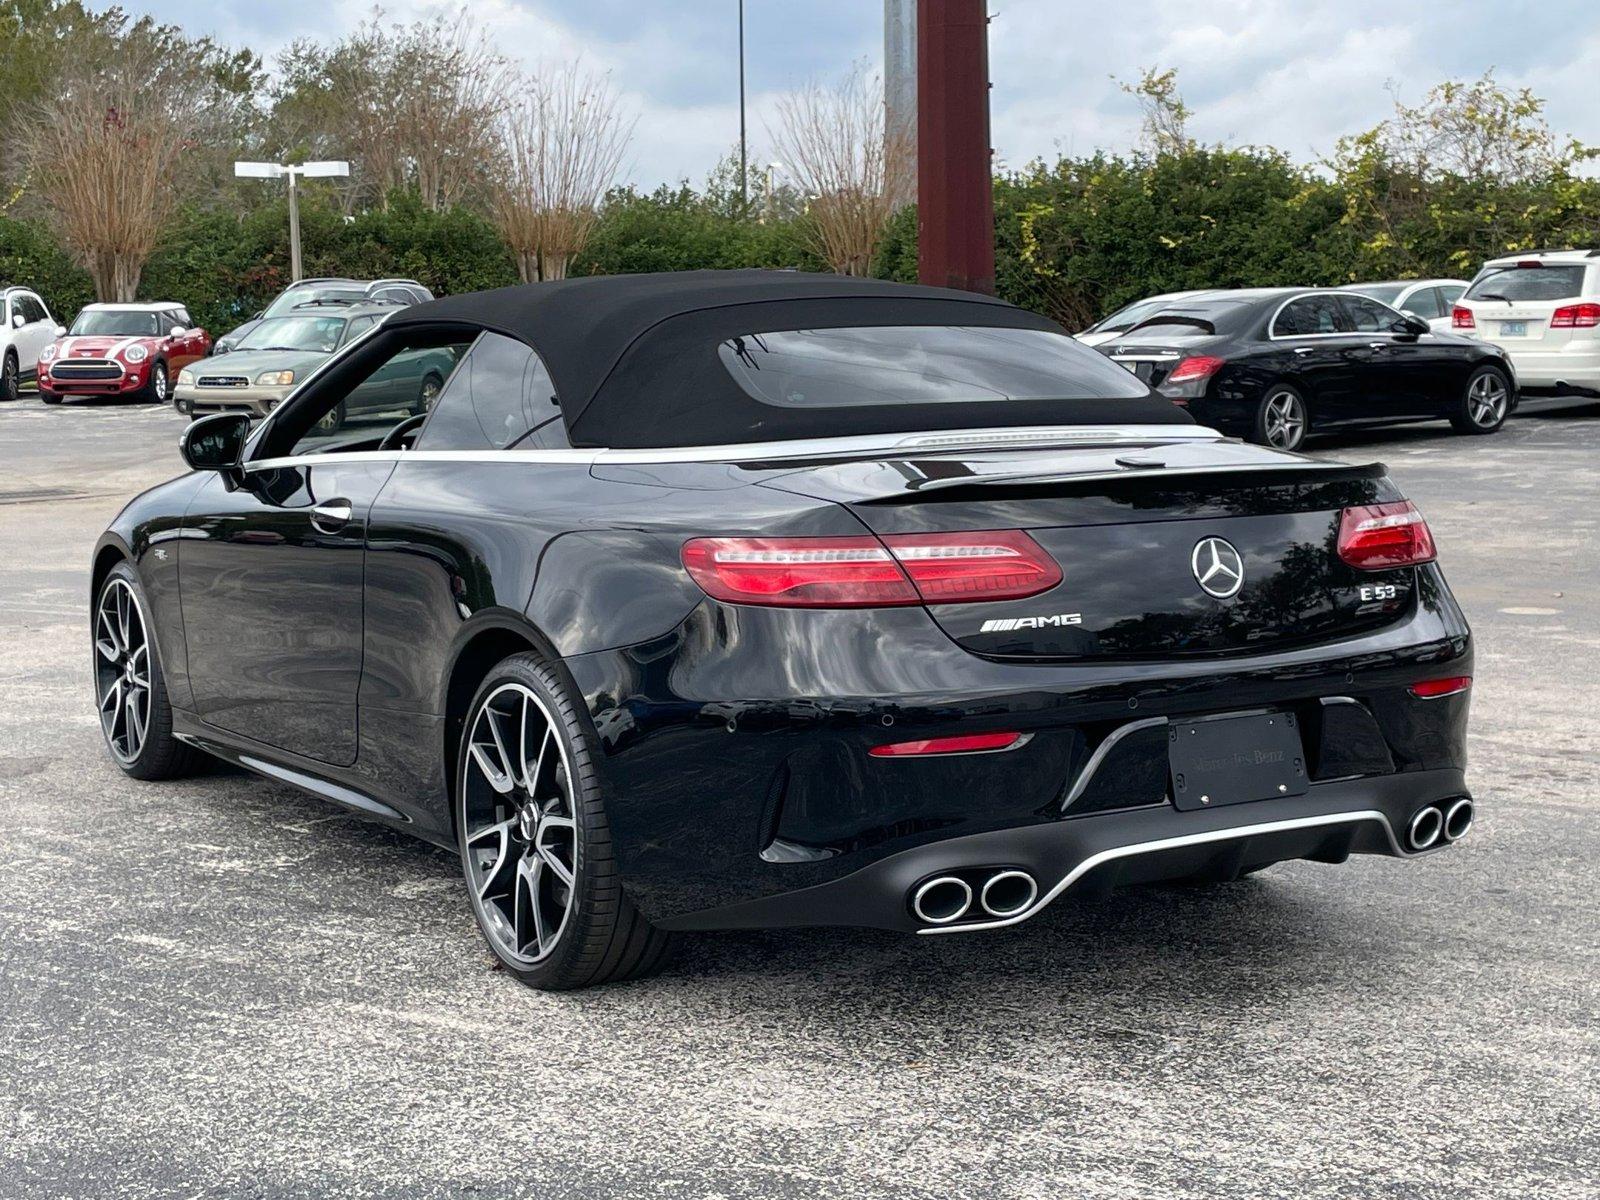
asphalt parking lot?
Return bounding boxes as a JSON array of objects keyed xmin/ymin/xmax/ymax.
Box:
[{"xmin": 2, "ymin": 395, "xmax": 1597, "ymax": 1199}]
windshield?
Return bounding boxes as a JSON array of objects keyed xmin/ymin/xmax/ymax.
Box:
[
  {"xmin": 719, "ymin": 326, "xmax": 1151, "ymax": 408},
  {"xmin": 1345, "ymin": 284, "xmax": 1406, "ymax": 304},
  {"xmin": 237, "ymin": 315, "xmax": 348, "ymax": 354},
  {"xmin": 1465, "ymin": 264, "xmax": 1587, "ymax": 303},
  {"xmin": 264, "ymin": 285, "xmax": 366, "ymax": 318},
  {"xmin": 69, "ymin": 310, "xmax": 162, "ymax": 337}
]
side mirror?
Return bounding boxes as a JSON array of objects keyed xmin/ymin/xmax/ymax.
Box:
[
  {"xmin": 1395, "ymin": 314, "xmax": 1430, "ymax": 336},
  {"xmin": 169, "ymin": 326, "xmax": 188, "ymax": 338},
  {"xmin": 54, "ymin": 325, "xmax": 67, "ymax": 338},
  {"xmin": 181, "ymin": 413, "xmax": 250, "ymax": 474},
  {"xmin": 9, "ymin": 313, "xmax": 22, "ymax": 330}
]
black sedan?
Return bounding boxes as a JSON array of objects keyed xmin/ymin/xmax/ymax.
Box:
[
  {"xmin": 93, "ymin": 271, "xmax": 1476, "ymax": 990},
  {"xmin": 1098, "ymin": 288, "xmax": 1517, "ymax": 449}
]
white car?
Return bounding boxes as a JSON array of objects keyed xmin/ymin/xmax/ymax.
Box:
[
  {"xmin": 1452, "ymin": 250, "xmax": 1600, "ymax": 402},
  {"xmin": 1075, "ymin": 290, "xmax": 1214, "ymax": 346},
  {"xmin": 1339, "ymin": 279, "xmax": 1469, "ymax": 334},
  {"xmin": 0, "ymin": 286, "xmax": 62, "ymax": 403}
]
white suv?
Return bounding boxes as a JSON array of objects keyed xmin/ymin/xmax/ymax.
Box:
[
  {"xmin": 1452, "ymin": 250, "xmax": 1600, "ymax": 401},
  {"xmin": 1, "ymin": 287, "xmax": 61, "ymax": 403}
]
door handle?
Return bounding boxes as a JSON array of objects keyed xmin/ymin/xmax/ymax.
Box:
[
  {"xmin": 1293, "ymin": 346, "xmax": 1315, "ymax": 355},
  {"xmin": 310, "ymin": 500, "xmax": 354, "ymax": 533},
  {"xmin": 1367, "ymin": 341, "xmax": 1389, "ymax": 351}
]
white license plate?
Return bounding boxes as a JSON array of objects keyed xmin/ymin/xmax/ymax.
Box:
[{"xmin": 1500, "ymin": 320, "xmax": 1529, "ymax": 337}]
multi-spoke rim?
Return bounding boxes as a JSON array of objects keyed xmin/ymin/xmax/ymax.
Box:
[
  {"xmin": 419, "ymin": 374, "xmax": 442, "ymax": 411},
  {"xmin": 460, "ymin": 683, "xmax": 578, "ymax": 966},
  {"xmin": 151, "ymin": 364, "xmax": 168, "ymax": 402},
  {"xmin": 1264, "ymin": 389, "xmax": 1305, "ymax": 449},
  {"xmin": 94, "ymin": 578, "xmax": 152, "ymax": 765},
  {"xmin": 1468, "ymin": 371, "xmax": 1508, "ymax": 428}
]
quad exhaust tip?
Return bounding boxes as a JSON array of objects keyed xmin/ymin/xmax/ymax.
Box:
[
  {"xmin": 1407, "ymin": 806, "xmax": 1443, "ymax": 852},
  {"xmin": 911, "ymin": 876, "xmax": 972, "ymax": 925},
  {"xmin": 1442, "ymin": 798, "xmax": 1474, "ymax": 843}
]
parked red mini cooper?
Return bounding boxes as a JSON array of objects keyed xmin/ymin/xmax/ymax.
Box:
[{"xmin": 39, "ymin": 302, "xmax": 209, "ymax": 405}]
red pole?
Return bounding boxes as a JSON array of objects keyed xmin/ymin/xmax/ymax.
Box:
[{"xmin": 916, "ymin": 0, "xmax": 994, "ymax": 295}]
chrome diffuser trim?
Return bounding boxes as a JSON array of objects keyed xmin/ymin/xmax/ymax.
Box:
[{"xmin": 920, "ymin": 810, "xmax": 1408, "ymax": 936}]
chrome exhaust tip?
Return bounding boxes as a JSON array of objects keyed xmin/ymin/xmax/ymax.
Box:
[
  {"xmin": 911, "ymin": 876, "xmax": 973, "ymax": 925},
  {"xmin": 1407, "ymin": 806, "xmax": 1443, "ymax": 852},
  {"xmin": 1442, "ymin": 798, "xmax": 1475, "ymax": 843},
  {"xmin": 979, "ymin": 870, "xmax": 1038, "ymax": 918}
]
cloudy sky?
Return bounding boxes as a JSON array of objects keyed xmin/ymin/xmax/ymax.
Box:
[{"xmin": 143, "ymin": 0, "xmax": 1600, "ymax": 187}]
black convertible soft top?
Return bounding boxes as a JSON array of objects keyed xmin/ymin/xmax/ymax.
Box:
[{"xmin": 388, "ymin": 270, "xmax": 1191, "ymax": 448}]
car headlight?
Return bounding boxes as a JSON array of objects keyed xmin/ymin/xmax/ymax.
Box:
[
  {"xmin": 256, "ymin": 370, "xmax": 295, "ymax": 387},
  {"xmin": 124, "ymin": 344, "xmax": 149, "ymax": 363},
  {"xmin": 40, "ymin": 344, "xmax": 57, "ymax": 362},
  {"xmin": 177, "ymin": 369, "xmax": 195, "ymax": 386}
]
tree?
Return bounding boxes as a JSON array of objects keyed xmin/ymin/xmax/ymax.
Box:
[
  {"xmin": 492, "ymin": 62, "xmax": 635, "ymax": 282},
  {"xmin": 15, "ymin": 13, "xmax": 260, "ymax": 300},
  {"xmin": 770, "ymin": 62, "xmax": 911, "ymax": 276},
  {"xmin": 1117, "ymin": 67, "xmax": 1192, "ymax": 157}
]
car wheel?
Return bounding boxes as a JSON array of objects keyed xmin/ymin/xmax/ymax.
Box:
[
  {"xmin": 41, "ymin": 390, "xmax": 63, "ymax": 405},
  {"xmin": 93, "ymin": 562, "xmax": 200, "ymax": 781},
  {"xmin": 416, "ymin": 372, "xmax": 444, "ymax": 415},
  {"xmin": 144, "ymin": 361, "xmax": 170, "ymax": 405},
  {"xmin": 456, "ymin": 652, "xmax": 675, "ymax": 990},
  {"xmin": 0, "ymin": 352, "xmax": 17, "ymax": 402},
  {"xmin": 314, "ymin": 401, "xmax": 346, "ymax": 434},
  {"xmin": 1450, "ymin": 366, "xmax": 1510, "ymax": 435},
  {"xmin": 1253, "ymin": 385, "xmax": 1308, "ymax": 451}
]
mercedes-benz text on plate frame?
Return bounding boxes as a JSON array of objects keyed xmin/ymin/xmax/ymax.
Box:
[{"xmin": 91, "ymin": 270, "xmax": 1475, "ymax": 991}]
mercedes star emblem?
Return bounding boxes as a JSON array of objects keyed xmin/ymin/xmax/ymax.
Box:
[{"xmin": 1191, "ymin": 537, "xmax": 1245, "ymax": 599}]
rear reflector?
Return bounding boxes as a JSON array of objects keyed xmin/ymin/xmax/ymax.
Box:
[
  {"xmin": 1551, "ymin": 303, "xmax": 1600, "ymax": 329},
  {"xmin": 1337, "ymin": 500, "xmax": 1437, "ymax": 570},
  {"xmin": 1409, "ymin": 676, "xmax": 1471, "ymax": 699},
  {"xmin": 1452, "ymin": 306, "xmax": 1475, "ymax": 329},
  {"xmin": 869, "ymin": 731, "xmax": 1024, "ymax": 757},
  {"xmin": 681, "ymin": 531, "xmax": 1061, "ymax": 608}
]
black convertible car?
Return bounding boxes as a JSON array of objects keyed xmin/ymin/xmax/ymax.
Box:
[
  {"xmin": 1099, "ymin": 288, "xmax": 1517, "ymax": 449},
  {"xmin": 93, "ymin": 272, "xmax": 1475, "ymax": 990}
]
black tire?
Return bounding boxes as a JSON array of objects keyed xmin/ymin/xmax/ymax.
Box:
[
  {"xmin": 314, "ymin": 400, "xmax": 346, "ymax": 434},
  {"xmin": 1449, "ymin": 365, "xmax": 1511, "ymax": 435},
  {"xmin": 93, "ymin": 562, "xmax": 201, "ymax": 781},
  {"xmin": 41, "ymin": 390, "xmax": 63, "ymax": 405},
  {"xmin": 141, "ymin": 360, "xmax": 170, "ymax": 406},
  {"xmin": 1251, "ymin": 384, "xmax": 1309, "ymax": 451},
  {"xmin": 0, "ymin": 352, "xmax": 17, "ymax": 402},
  {"xmin": 456, "ymin": 652, "xmax": 674, "ymax": 990}
]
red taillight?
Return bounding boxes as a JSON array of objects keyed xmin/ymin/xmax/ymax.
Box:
[
  {"xmin": 1550, "ymin": 303, "xmax": 1600, "ymax": 329},
  {"xmin": 1452, "ymin": 306, "xmax": 1475, "ymax": 329},
  {"xmin": 1409, "ymin": 676, "xmax": 1471, "ymax": 699},
  {"xmin": 1336, "ymin": 500, "xmax": 1437, "ymax": 570},
  {"xmin": 870, "ymin": 731, "xmax": 1024, "ymax": 757},
  {"xmin": 680, "ymin": 531, "xmax": 1061, "ymax": 608},
  {"xmin": 1166, "ymin": 355, "xmax": 1226, "ymax": 384}
]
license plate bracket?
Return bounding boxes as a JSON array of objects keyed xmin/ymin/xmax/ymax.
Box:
[
  {"xmin": 1169, "ymin": 712, "xmax": 1308, "ymax": 811},
  {"xmin": 1500, "ymin": 320, "xmax": 1528, "ymax": 337}
]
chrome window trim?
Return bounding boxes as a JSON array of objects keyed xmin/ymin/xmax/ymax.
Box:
[
  {"xmin": 240, "ymin": 423, "xmax": 1226, "ymax": 474},
  {"xmin": 1266, "ymin": 290, "xmax": 1409, "ymax": 342},
  {"xmin": 1060, "ymin": 717, "xmax": 1169, "ymax": 811},
  {"xmin": 919, "ymin": 809, "xmax": 1412, "ymax": 936}
]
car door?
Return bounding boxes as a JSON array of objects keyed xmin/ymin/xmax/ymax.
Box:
[
  {"xmin": 1338, "ymin": 293, "xmax": 1441, "ymax": 416},
  {"xmin": 178, "ymin": 343, "xmax": 432, "ymax": 766},
  {"xmin": 16, "ymin": 293, "xmax": 54, "ymax": 371},
  {"xmin": 1269, "ymin": 294, "xmax": 1369, "ymax": 421}
]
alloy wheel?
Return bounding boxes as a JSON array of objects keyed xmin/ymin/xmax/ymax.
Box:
[
  {"xmin": 1, "ymin": 356, "xmax": 15, "ymax": 401},
  {"xmin": 152, "ymin": 364, "xmax": 168, "ymax": 403},
  {"xmin": 1263, "ymin": 390, "xmax": 1305, "ymax": 449},
  {"xmin": 419, "ymin": 375, "xmax": 442, "ymax": 412},
  {"xmin": 461, "ymin": 683, "xmax": 578, "ymax": 965},
  {"xmin": 1468, "ymin": 372, "xmax": 1508, "ymax": 428},
  {"xmin": 94, "ymin": 578, "xmax": 152, "ymax": 765}
]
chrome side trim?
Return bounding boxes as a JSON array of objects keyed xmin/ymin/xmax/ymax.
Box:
[
  {"xmin": 1266, "ymin": 290, "xmax": 1408, "ymax": 342},
  {"xmin": 241, "ymin": 423, "xmax": 1223, "ymax": 474},
  {"xmin": 235, "ymin": 753, "xmax": 407, "ymax": 821},
  {"xmin": 1060, "ymin": 717, "xmax": 1168, "ymax": 811},
  {"xmin": 920, "ymin": 810, "xmax": 1405, "ymax": 936}
]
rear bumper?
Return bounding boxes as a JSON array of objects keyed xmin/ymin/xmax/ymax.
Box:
[
  {"xmin": 1492, "ymin": 344, "xmax": 1600, "ymax": 392},
  {"xmin": 658, "ymin": 768, "xmax": 1469, "ymax": 933},
  {"xmin": 564, "ymin": 565, "xmax": 1473, "ymax": 929}
]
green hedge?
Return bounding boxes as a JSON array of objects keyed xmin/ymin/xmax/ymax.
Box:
[{"xmin": 9, "ymin": 150, "xmax": 1600, "ymax": 337}]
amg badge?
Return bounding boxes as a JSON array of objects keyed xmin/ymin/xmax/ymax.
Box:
[{"xmin": 979, "ymin": 613, "xmax": 1082, "ymax": 633}]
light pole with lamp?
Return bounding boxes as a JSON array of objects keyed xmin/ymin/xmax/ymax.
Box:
[{"xmin": 233, "ymin": 160, "xmax": 351, "ymax": 283}]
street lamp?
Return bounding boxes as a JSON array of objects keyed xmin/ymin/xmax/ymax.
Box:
[{"xmin": 234, "ymin": 160, "xmax": 350, "ymax": 283}]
